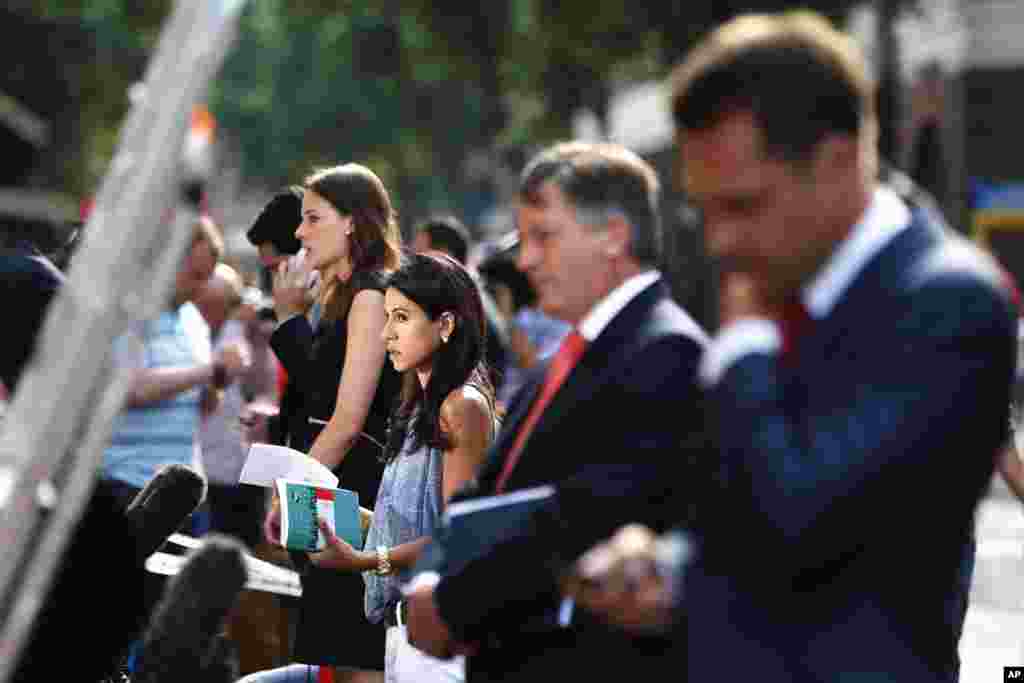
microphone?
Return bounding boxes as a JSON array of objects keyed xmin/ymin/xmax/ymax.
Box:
[
  {"xmin": 9, "ymin": 483, "xmax": 148, "ymax": 683},
  {"xmin": 133, "ymin": 534, "xmax": 248, "ymax": 683},
  {"xmin": 13, "ymin": 468, "xmax": 208, "ymax": 683},
  {"xmin": 126, "ymin": 463, "xmax": 207, "ymax": 564}
]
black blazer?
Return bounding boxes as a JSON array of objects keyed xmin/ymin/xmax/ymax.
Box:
[
  {"xmin": 687, "ymin": 203, "xmax": 1017, "ymax": 682},
  {"xmin": 426, "ymin": 279, "xmax": 709, "ymax": 681}
]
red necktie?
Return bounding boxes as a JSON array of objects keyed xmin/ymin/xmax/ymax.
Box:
[
  {"xmin": 494, "ymin": 330, "xmax": 587, "ymax": 493},
  {"xmin": 779, "ymin": 297, "xmax": 812, "ymax": 365}
]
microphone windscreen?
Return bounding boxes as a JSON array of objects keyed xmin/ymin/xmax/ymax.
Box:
[
  {"xmin": 126, "ymin": 464, "xmax": 207, "ymax": 563},
  {"xmin": 133, "ymin": 534, "xmax": 248, "ymax": 683},
  {"xmin": 9, "ymin": 484, "xmax": 148, "ymax": 683}
]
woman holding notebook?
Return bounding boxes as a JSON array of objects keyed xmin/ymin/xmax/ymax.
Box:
[
  {"xmin": 247, "ymin": 252, "xmax": 497, "ymax": 683},
  {"xmin": 261, "ymin": 163, "xmax": 402, "ymax": 680}
]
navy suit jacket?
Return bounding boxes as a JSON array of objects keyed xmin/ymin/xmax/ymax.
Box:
[
  {"xmin": 687, "ymin": 204, "xmax": 1016, "ymax": 682},
  {"xmin": 424, "ymin": 280, "xmax": 709, "ymax": 680}
]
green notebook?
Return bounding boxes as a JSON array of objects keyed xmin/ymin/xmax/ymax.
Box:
[{"xmin": 276, "ymin": 479, "xmax": 362, "ymax": 552}]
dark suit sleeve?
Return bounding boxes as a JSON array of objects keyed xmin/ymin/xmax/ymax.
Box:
[
  {"xmin": 711, "ymin": 275, "xmax": 1014, "ymax": 584},
  {"xmin": 434, "ymin": 335, "xmax": 705, "ymax": 641},
  {"xmin": 269, "ymin": 315, "xmax": 315, "ymax": 394}
]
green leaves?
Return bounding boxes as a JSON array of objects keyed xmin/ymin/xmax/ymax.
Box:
[{"xmin": 19, "ymin": 0, "xmax": 891, "ymax": 220}]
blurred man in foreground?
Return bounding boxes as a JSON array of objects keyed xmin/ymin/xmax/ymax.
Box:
[{"xmin": 570, "ymin": 12, "xmax": 1016, "ymax": 682}]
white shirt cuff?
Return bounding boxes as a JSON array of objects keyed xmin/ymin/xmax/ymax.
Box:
[
  {"xmin": 402, "ymin": 571, "xmax": 442, "ymax": 596},
  {"xmin": 699, "ymin": 318, "xmax": 780, "ymax": 387},
  {"xmin": 654, "ymin": 531, "xmax": 692, "ymax": 606}
]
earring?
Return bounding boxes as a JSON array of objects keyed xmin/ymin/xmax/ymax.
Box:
[{"xmin": 441, "ymin": 334, "xmax": 449, "ymax": 344}]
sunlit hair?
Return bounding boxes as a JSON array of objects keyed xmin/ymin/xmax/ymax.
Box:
[
  {"xmin": 303, "ymin": 163, "xmax": 402, "ymax": 323},
  {"xmin": 381, "ymin": 251, "xmax": 493, "ymax": 461},
  {"xmin": 669, "ymin": 11, "xmax": 876, "ymax": 167}
]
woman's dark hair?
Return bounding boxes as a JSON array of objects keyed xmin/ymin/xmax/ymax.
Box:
[
  {"xmin": 382, "ymin": 251, "xmax": 494, "ymax": 461},
  {"xmin": 304, "ymin": 163, "xmax": 402, "ymax": 323},
  {"xmin": 246, "ymin": 185, "xmax": 302, "ymax": 256}
]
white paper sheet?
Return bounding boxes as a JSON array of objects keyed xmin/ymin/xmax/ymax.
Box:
[{"xmin": 237, "ymin": 442, "xmax": 338, "ymax": 489}]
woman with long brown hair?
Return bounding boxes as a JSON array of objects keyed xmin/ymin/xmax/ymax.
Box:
[{"xmin": 263, "ymin": 163, "xmax": 402, "ymax": 680}]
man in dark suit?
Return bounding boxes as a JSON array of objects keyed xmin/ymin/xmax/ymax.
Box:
[
  {"xmin": 404, "ymin": 141, "xmax": 709, "ymax": 680},
  {"xmin": 569, "ymin": 12, "xmax": 1016, "ymax": 682}
]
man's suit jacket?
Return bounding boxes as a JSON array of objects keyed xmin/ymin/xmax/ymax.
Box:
[
  {"xmin": 425, "ymin": 280, "xmax": 709, "ymax": 681},
  {"xmin": 687, "ymin": 203, "xmax": 1017, "ymax": 682}
]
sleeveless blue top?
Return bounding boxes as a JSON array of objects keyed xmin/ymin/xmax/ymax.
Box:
[
  {"xmin": 363, "ymin": 412, "xmax": 445, "ymax": 623},
  {"xmin": 363, "ymin": 392, "xmax": 498, "ymax": 623}
]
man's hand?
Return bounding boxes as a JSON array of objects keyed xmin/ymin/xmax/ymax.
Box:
[
  {"xmin": 310, "ymin": 519, "xmax": 372, "ymax": 572},
  {"xmin": 215, "ymin": 342, "xmax": 251, "ymax": 381},
  {"xmin": 565, "ymin": 524, "xmax": 685, "ymax": 634},
  {"xmin": 719, "ymin": 270, "xmax": 775, "ymax": 325},
  {"xmin": 405, "ymin": 582, "xmax": 463, "ymax": 660}
]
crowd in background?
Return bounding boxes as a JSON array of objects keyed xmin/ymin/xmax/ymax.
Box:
[{"xmin": 4, "ymin": 9, "xmax": 1024, "ymax": 683}]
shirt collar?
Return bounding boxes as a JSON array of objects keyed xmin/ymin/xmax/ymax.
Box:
[
  {"xmin": 578, "ymin": 270, "xmax": 662, "ymax": 342},
  {"xmin": 803, "ymin": 185, "xmax": 911, "ymax": 319}
]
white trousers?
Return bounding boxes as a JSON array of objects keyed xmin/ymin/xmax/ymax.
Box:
[{"xmin": 385, "ymin": 625, "xmax": 465, "ymax": 683}]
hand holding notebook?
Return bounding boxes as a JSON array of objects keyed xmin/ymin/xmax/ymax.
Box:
[{"xmin": 275, "ymin": 479, "xmax": 361, "ymax": 553}]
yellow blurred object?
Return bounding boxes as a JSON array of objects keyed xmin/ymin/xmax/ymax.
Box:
[
  {"xmin": 190, "ymin": 104, "xmax": 217, "ymax": 139},
  {"xmin": 972, "ymin": 209, "xmax": 1024, "ymax": 286}
]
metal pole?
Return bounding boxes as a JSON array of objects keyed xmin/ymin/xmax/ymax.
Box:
[{"xmin": 0, "ymin": 2, "xmax": 246, "ymax": 678}]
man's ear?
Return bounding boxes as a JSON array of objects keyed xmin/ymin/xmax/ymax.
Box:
[
  {"xmin": 815, "ymin": 133, "xmax": 858, "ymax": 178},
  {"xmin": 604, "ymin": 213, "xmax": 632, "ymax": 259}
]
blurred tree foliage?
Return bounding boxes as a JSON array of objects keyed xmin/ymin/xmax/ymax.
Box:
[
  {"xmin": 208, "ymin": 0, "xmax": 866, "ymax": 222},
  {"xmin": 9, "ymin": 0, "xmax": 879, "ymax": 220},
  {"xmin": 3, "ymin": 1, "xmax": 168, "ymax": 194}
]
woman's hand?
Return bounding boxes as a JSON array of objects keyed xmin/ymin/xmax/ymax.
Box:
[
  {"xmin": 272, "ymin": 251, "xmax": 318, "ymax": 320},
  {"xmin": 310, "ymin": 518, "xmax": 373, "ymax": 572},
  {"xmin": 263, "ymin": 493, "xmax": 282, "ymax": 546}
]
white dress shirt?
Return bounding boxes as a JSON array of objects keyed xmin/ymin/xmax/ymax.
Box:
[
  {"xmin": 699, "ymin": 185, "xmax": 911, "ymax": 385},
  {"xmin": 403, "ymin": 270, "xmax": 665, "ymax": 604}
]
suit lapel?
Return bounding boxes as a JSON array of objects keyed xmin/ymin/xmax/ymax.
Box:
[{"xmin": 803, "ymin": 213, "xmax": 935, "ymax": 370}]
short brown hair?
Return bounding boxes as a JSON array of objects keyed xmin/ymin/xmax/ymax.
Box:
[
  {"xmin": 519, "ymin": 141, "xmax": 663, "ymax": 266},
  {"xmin": 669, "ymin": 11, "xmax": 874, "ymax": 164},
  {"xmin": 192, "ymin": 214, "xmax": 224, "ymax": 263}
]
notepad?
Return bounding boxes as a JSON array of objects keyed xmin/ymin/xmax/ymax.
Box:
[
  {"xmin": 276, "ymin": 479, "xmax": 361, "ymax": 552},
  {"xmin": 438, "ymin": 485, "xmax": 555, "ymax": 576}
]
